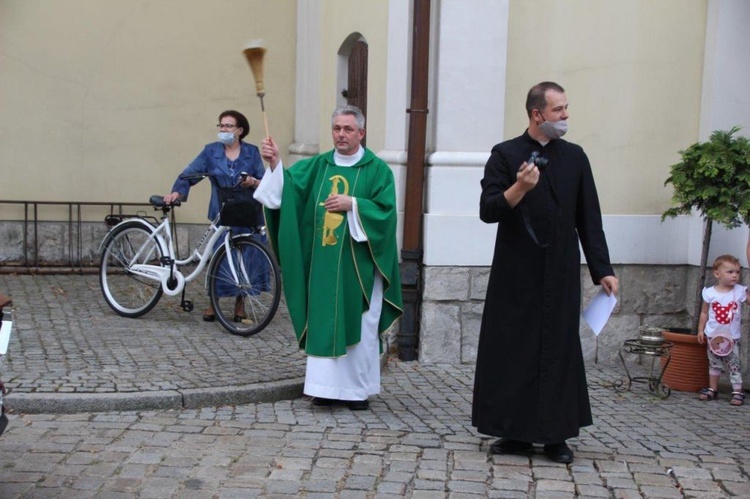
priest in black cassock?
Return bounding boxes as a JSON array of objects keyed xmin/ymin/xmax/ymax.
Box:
[{"xmin": 472, "ymin": 81, "xmax": 619, "ymax": 464}]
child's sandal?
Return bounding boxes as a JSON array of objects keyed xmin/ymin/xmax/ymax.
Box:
[
  {"xmin": 699, "ymin": 387, "xmax": 718, "ymax": 400},
  {"xmin": 730, "ymin": 391, "xmax": 745, "ymax": 406}
]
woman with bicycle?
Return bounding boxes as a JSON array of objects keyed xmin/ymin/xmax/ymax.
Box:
[{"xmin": 164, "ymin": 110, "xmax": 265, "ymax": 322}]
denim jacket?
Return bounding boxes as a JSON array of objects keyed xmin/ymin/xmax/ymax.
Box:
[{"xmin": 171, "ymin": 141, "xmax": 264, "ymax": 222}]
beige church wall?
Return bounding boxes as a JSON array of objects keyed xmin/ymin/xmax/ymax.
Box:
[
  {"xmin": 504, "ymin": 0, "xmax": 708, "ymax": 216},
  {"xmin": 0, "ymin": 0, "xmax": 297, "ymax": 223},
  {"xmin": 316, "ymin": 1, "xmax": 390, "ymax": 154}
]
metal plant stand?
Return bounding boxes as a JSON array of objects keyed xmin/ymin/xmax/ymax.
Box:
[{"xmin": 614, "ymin": 339, "xmax": 674, "ymax": 399}]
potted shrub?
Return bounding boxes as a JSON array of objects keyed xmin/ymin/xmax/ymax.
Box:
[{"xmin": 660, "ymin": 126, "xmax": 750, "ymax": 391}]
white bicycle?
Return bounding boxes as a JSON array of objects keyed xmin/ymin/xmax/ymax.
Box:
[{"xmin": 99, "ymin": 173, "xmax": 281, "ymax": 336}]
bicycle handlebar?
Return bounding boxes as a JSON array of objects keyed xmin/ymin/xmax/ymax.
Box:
[
  {"xmin": 150, "ymin": 194, "xmax": 179, "ymax": 208},
  {"xmin": 179, "ymin": 172, "xmax": 249, "ymax": 189},
  {"xmin": 155, "ymin": 172, "xmax": 251, "ymax": 208}
]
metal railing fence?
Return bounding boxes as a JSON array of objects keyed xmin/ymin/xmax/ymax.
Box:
[{"xmin": 0, "ymin": 200, "xmax": 176, "ymax": 273}]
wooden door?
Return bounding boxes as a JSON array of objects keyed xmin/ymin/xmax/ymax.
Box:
[{"xmin": 347, "ymin": 40, "xmax": 368, "ymax": 145}]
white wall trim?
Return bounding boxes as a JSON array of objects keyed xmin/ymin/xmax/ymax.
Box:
[
  {"xmin": 432, "ymin": 0, "xmax": 509, "ymax": 152},
  {"xmin": 699, "ymin": 0, "xmax": 750, "ymax": 140},
  {"xmin": 383, "ymin": 0, "xmax": 411, "ymax": 152},
  {"xmin": 377, "ymin": 149, "xmax": 408, "ymax": 165},
  {"xmin": 293, "ymin": 0, "xmax": 322, "ymax": 153},
  {"xmin": 422, "ymin": 213, "xmax": 749, "ymax": 267},
  {"xmin": 428, "ymin": 151, "xmax": 489, "ymax": 167}
]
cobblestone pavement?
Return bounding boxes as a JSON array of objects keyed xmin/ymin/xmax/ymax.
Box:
[
  {"xmin": 0, "ymin": 274, "xmax": 749, "ymax": 497},
  {"xmin": 0, "ymin": 273, "xmax": 306, "ymax": 412},
  {"xmin": 0, "ymin": 362, "xmax": 749, "ymax": 498}
]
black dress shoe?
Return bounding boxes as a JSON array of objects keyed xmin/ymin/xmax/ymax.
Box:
[
  {"xmin": 311, "ymin": 397, "xmax": 335, "ymax": 406},
  {"xmin": 346, "ymin": 399, "xmax": 370, "ymax": 411},
  {"xmin": 489, "ymin": 439, "xmax": 533, "ymax": 455},
  {"xmin": 544, "ymin": 442, "xmax": 574, "ymax": 464}
]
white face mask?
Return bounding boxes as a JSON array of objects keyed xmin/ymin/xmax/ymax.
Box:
[
  {"xmin": 537, "ymin": 110, "xmax": 568, "ymax": 140},
  {"xmin": 217, "ymin": 131, "xmax": 236, "ymax": 145}
]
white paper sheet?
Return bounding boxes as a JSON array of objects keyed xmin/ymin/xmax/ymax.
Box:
[
  {"xmin": 0, "ymin": 313, "xmax": 11, "ymax": 355},
  {"xmin": 582, "ymin": 289, "xmax": 617, "ymax": 336}
]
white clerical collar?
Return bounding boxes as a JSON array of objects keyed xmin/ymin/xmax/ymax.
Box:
[
  {"xmin": 528, "ymin": 128, "xmax": 549, "ymax": 147},
  {"xmin": 333, "ymin": 146, "xmax": 364, "ymax": 167}
]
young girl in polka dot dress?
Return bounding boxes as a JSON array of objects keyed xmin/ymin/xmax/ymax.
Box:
[{"xmin": 697, "ymin": 254, "xmax": 748, "ymax": 405}]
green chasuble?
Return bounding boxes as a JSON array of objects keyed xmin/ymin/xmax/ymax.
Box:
[{"xmin": 265, "ymin": 148, "xmax": 403, "ymax": 358}]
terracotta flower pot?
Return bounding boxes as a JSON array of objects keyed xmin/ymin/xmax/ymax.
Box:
[{"xmin": 660, "ymin": 328, "xmax": 709, "ymax": 392}]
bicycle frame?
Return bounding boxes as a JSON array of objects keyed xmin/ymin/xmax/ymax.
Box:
[{"xmin": 102, "ymin": 212, "xmax": 236, "ymax": 297}]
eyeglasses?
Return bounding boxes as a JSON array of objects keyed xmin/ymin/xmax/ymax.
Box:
[{"xmin": 216, "ymin": 123, "xmax": 238, "ymax": 130}]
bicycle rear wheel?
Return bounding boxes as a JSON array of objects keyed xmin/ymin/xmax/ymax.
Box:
[
  {"xmin": 207, "ymin": 235, "xmax": 281, "ymax": 336},
  {"xmin": 100, "ymin": 221, "xmax": 164, "ymax": 317}
]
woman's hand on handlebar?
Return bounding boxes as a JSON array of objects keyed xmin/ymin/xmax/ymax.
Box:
[
  {"xmin": 164, "ymin": 192, "xmax": 181, "ymax": 204},
  {"xmin": 238, "ymin": 174, "xmax": 260, "ymax": 189}
]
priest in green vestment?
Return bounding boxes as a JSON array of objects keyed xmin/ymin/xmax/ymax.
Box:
[{"xmin": 254, "ymin": 105, "xmax": 402, "ymax": 411}]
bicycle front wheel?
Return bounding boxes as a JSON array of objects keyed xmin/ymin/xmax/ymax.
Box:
[
  {"xmin": 100, "ymin": 221, "xmax": 165, "ymax": 317},
  {"xmin": 207, "ymin": 235, "xmax": 281, "ymax": 336}
]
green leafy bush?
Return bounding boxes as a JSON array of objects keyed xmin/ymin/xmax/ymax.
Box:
[{"xmin": 663, "ymin": 126, "xmax": 750, "ymax": 227}]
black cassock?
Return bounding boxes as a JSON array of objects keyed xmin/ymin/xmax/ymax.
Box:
[{"xmin": 472, "ymin": 131, "xmax": 614, "ymax": 444}]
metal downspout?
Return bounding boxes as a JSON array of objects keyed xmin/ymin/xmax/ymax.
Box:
[{"xmin": 399, "ymin": 0, "xmax": 430, "ymax": 361}]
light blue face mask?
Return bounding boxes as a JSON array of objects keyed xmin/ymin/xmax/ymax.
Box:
[{"xmin": 217, "ymin": 131, "xmax": 236, "ymax": 145}]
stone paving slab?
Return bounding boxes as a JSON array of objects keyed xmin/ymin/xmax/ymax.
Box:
[{"xmin": 0, "ymin": 273, "xmax": 306, "ymax": 412}]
